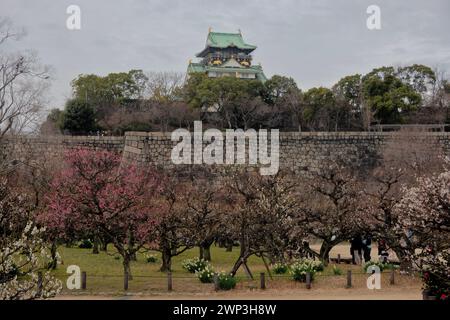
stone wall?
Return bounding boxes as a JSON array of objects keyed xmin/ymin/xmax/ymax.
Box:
[
  {"xmin": 3, "ymin": 132, "xmax": 450, "ymax": 173},
  {"xmin": 1, "ymin": 135, "xmax": 125, "ymax": 162},
  {"xmin": 122, "ymin": 131, "xmax": 450, "ymax": 173}
]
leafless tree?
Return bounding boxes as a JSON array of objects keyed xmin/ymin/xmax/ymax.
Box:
[
  {"xmin": 0, "ymin": 18, "xmax": 50, "ymax": 138},
  {"xmin": 145, "ymin": 71, "xmax": 185, "ymax": 103},
  {"xmin": 224, "ymin": 168, "xmax": 300, "ymax": 277},
  {"xmin": 296, "ymin": 163, "xmax": 362, "ymax": 264},
  {"xmin": 362, "ymin": 129, "xmax": 446, "ymax": 270}
]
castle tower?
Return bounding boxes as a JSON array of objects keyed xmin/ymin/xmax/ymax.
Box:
[{"xmin": 187, "ymin": 29, "xmax": 267, "ymax": 82}]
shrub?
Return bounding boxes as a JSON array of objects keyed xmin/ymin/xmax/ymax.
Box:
[
  {"xmin": 272, "ymin": 262, "xmax": 288, "ymax": 274},
  {"xmin": 332, "ymin": 265, "xmax": 343, "ymax": 275},
  {"xmin": 363, "ymin": 261, "xmax": 385, "ymax": 272},
  {"xmin": 290, "ymin": 259, "xmax": 323, "ymax": 282},
  {"xmin": 78, "ymin": 239, "xmax": 93, "ymax": 249},
  {"xmin": 145, "ymin": 254, "xmax": 158, "ymax": 263},
  {"xmin": 420, "ymin": 252, "xmax": 450, "ymax": 299},
  {"xmin": 217, "ymin": 272, "xmax": 237, "ymax": 290},
  {"xmin": 182, "ymin": 258, "xmax": 209, "ymax": 273},
  {"xmin": 195, "ymin": 265, "xmax": 215, "ymax": 283}
]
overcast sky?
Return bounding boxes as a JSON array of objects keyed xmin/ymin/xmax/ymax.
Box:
[{"xmin": 1, "ymin": 0, "xmax": 450, "ymax": 110}]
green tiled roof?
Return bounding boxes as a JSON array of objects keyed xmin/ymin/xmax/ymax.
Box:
[
  {"xmin": 187, "ymin": 63, "xmax": 206, "ymax": 73},
  {"xmin": 206, "ymin": 32, "xmax": 257, "ymax": 50}
]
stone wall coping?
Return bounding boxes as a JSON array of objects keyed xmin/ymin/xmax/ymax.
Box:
[
  {"xmin": 3, "ymin": 131, "xmax": 450, "ymax": 143},
  {"xmin": 124, "ymin": 131, "xmax": 450, "ymax": 138}
]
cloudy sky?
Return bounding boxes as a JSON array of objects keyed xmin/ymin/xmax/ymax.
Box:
[{"xmin": 1, "ymin": 0, "xmax": 450, "ymax": 110}]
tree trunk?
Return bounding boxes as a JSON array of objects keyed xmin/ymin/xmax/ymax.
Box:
[
  {"xmin": 92, "ymin": 236, "xmax": 99, "ymax": 254},
  {"xmin": 123, "ymin": 256, "xmax": 132, "ymax": 283},
  {"xmin": 230, "ymin": 256, "xmax": 244, "ymax": 277},
  {"xmin": 160, "ymin": 247, "xmax": 172, "ymax": 272},
  {"xmin": 394, "ymin": 249, "xmax": 413, "ymax": 273},
  {"xmin": 100, "ymin": 237, "xmax": 108, "ymax": 252},
  {"xmin": 200, "ymin": 243, "xmax": 212, "ymax": 261},
  {"xmin": 230, "ymin": 237, "xmax": 248, "ymax": 276},
  {"xmin": 319, "ymin": 241, "xmax": 333, "ymax": 265},
  {"xmin": 47, "ymin": 240, "xmax": 58, "ymax": 270}
]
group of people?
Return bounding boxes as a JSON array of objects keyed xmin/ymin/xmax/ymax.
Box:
[
  {"xmin": 350, "ymin": 235, "xmax": 371, "ymax": 264},
  {"xmin": 350, "ymin": 235, "xmax": 389, "ymax": 264},
  {"xmin": 350, "ymin": 235, "xmax": 390, "ymax": 264}
]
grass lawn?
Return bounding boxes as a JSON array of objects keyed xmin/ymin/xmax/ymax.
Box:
[{"xmin": 52, "ymin": 244, "xmax": 421, "ymax": 296}]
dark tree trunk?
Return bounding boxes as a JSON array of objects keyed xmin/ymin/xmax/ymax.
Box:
[
  {"xmin": 230, "ymin": 236, "xmax": 248, "ymax": 276},
  {"xmin": 160, "ymin": 247, "xmax": 172, "ymax": 272},
  {"xmin": 92, "ymin": 236, "xmax": 99, "ymax": 254},
  {"xmin": 230, "ymin": 257, "xmax": 244, "ymax": 277},
  {"xmin": 199, "ymin": 243, "xmax": 212, "ymax": 261},
  {"xmin": 47, "ymin": 240, "xmax": 58, "ymax": 270},
  {"xmin": 100, "ymin": 238, "xmax": 108, "ymax": 252},
  {"xmin": 319, "ymin": 241, "xmax": 333, "ymax": 265},
  {"xmin": 123, "ymin": 256, "xmax": 132, "ymax": 283}
]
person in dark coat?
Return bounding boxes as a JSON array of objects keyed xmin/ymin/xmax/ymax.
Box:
[
  {"xmin": 350, "ymin": 235, "xmax": 363, "ymax": 265},
  {"xmin": 378, "ymin": 239, "xmax": 389, "ymax": 263},
  {"xmin": 362, "ymin": 235, "xmax": 372, "ymax": 262}
]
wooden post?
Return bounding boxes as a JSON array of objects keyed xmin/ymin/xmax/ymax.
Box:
[
  {"xmin": 260, "ymin": 273, "xmax": 266, "ymax": 290},
  {"xmin": 213, "ymin": 273, "xmax": 220, "ymax": 291},
  {"xmin": 306, "ymin": 272, "xmax": 312, "ymax": 289},
  {"xmin": 124, "ymin": 271, "xmax": 129, "ymax": 291},
  {"xmin": 167, "ymin": 272, "xmax": 173, "ymax": 291},
  {"xmin": 337, "ymin": 254, "xmax": 341, "ymax": 264},
  {"xmin": 81, "ymin": 271, "xmax": 87, "ymax": 290},
  {"xmin": 390, "ymin": 269, "xmax": 395, "ymax": 285},
  {"xmin": 346, "ymin": 270, "xmax": 352, "ymax": 288},
  {"xmin": 37, "ymin": 272, "xmax": 43, "ymax": 297}
]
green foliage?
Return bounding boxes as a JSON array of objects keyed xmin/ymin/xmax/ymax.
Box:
[
  {"xmin": 363, "ymin": 261, "xmax": 387, "ymax": 272},
  {"xmin": 78, "ymin": 239, "xmax": 93, "ymax": 249},
  {"xmin": 184, "ymin": 73, "xmax": 264, "ymax": 110},
  {"xmin": 333, "ymin": 74, "xmax": 362, "ymax": 109},
  {"xmin": 362, "ymin": 66, "xmax": 422, "ymax": 124},
  {"xmin": 145, "ymin": 254, "xmax": 158, "ymax": 263},
  {"xmin": 47, "ymin": 108, "xmax": 64, "ymax": 128},
  {"xmin": 332, "ymin": 265, "xmax": 343, "ymax": 275},
  {"xmin": 71, "ymin": 69, "xmax": 147, "ymax": 104},
  {"xmin": 264, "ymin": 75, "xmax": 301, "ymax": 105},
  {"xmin": 272, "ymin": 262, "xmax": 288, "ymax": 274},
  {"xmin": 61, "ymin": 99, "xmax": 97, "ymax": 134},
  {"xmin": 290, "ymin": 259, "xmax": 324, "ymax": 282},
  {"xmin": 396, "ymin": 64, "xmax": 436, "ymax": 94},
  {"xmin": 182, "ymin": 258, "xmax": 210, "ymax": 273},
  {"xmin": 217, "ymin": 272, "xmax": 237, "ymax": 290},
  {"xmin": 303, "ymin": 87, "xmax": 337, "ymax": 130}
]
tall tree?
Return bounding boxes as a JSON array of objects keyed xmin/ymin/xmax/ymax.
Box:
[
  {"xmin": 362, "ymin": 67, "xmax": 422, "ymax": 124},
  {"xmin": 297, "ymin": 163, "xmax": 362, "ymax": 264},
  {"xmin": 60, "ymin": 99, "xmax": 97, "ymax": 134},
  {"xmin": 303, "ymin": 87, "xmax": 337, "ymax": 131}
]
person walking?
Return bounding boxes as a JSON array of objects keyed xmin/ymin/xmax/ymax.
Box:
[
  {"xmin": 350, "ymin": 235, "xmax": 363, "ymax": 265},
  {"xmin": 362, "ymin": 235, "xmax": 372, "ymax": 262}
]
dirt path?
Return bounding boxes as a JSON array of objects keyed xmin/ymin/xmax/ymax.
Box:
[{"xmin": 54, "ymin": 287, "xmax": 422, "ymax": 300}]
